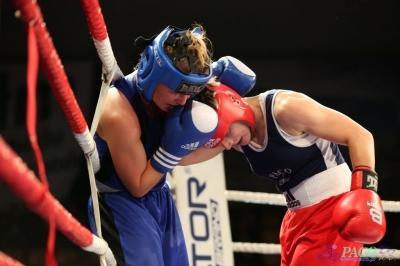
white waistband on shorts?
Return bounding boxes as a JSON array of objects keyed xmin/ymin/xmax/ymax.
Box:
[{"xmin": 283, "ymin": 163, "xmax": 351, "ymax": 211}]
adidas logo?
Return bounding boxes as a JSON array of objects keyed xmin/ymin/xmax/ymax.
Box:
[
  {"xmin": 205, "ymin": 138, "xmax": 221, "ymax": 148},
  {"xmin": 181, "ymin": 142, "xmax": 199, "ymax": 150}
]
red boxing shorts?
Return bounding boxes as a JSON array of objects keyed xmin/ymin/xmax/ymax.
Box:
[{"xmin": 280, "ymin": 193, "xmax": 364, "ymax": 266}]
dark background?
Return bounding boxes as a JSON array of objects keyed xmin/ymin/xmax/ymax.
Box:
[{"xmin": 1, "ymin": 0, "xmax": 399, "ymax": 265}]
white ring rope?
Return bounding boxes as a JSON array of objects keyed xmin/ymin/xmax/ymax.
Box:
[
  {"xmin": 232, "ymin": 243, "xmax": 281, "ymax": 254},
  {"xmin": 90, "ymin": 37, "xmax": 124, "ymax": 137},
  {"xmin": 92, "ymin": 38, "xmax": 124, "ymax": 81},
  {"xmin": 74, "ymin": 128, "xmax": 100, "ymax": 172},
  {"xmin": 225, "ymin": 190, "xmax": 400, "ymax": 212},
  {"xmin": 226, "ymin": 190, "xmax": 286, "ymax": 206}
]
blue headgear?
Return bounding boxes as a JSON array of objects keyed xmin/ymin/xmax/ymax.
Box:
[{"xmin": 135, "ymin": 26, "xmax": 212, "ymax": 101}]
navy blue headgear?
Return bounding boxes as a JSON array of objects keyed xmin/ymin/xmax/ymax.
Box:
[{"xmin": 135, "ymin": 26, "xmax": 212, "ymax": 101}]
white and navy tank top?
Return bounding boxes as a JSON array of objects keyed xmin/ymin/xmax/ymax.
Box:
[{"xmin": 240, "ymin": 90, "xmax": 347, "ymax": 193}]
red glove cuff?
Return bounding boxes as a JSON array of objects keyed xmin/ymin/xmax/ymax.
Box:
[{"xmin": 351, "ymin": 165, "xmax": 378, "ymax": 192}]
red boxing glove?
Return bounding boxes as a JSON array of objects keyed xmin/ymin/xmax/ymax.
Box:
[{"xmin": 332, "ymin": 166, "xmax": 386, "ymax": 244}]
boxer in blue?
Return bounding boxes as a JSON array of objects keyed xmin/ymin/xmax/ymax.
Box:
[
  {"xmin": 87, "ymin": 25, "xmax": 217, "ymax": 266},
  {"xmin": 88, "ymin": 24, "xmax": 257, "ymax": 265}
]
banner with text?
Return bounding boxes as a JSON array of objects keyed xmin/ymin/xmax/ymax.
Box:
[{"xmin": 174, "ymin": 153, "xmax": 234, "ymax": 266}]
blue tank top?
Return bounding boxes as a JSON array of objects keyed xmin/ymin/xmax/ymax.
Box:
[
  {"xmin": 240, "ymin": 90, "xmax": 345, "ymax": 192},
  {"xmin": 94, "ymin": 71, "xmax": 166, "ymax": 192}
]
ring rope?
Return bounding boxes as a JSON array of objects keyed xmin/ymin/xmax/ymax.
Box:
[
  {"xmin": 12, "ymin": 0, "xmax": 127, "ymax": 263},
  {"xmin": 25, "ymin": 21, "xmax": 57, "ymax": 265},
  {"xmin": 12, "ymin": 0, "xmax": 100, "ymax": 172},
  {"xmin": 79, "ymin": 0, "xmax": 123, "ymax": 78},
  {"xmin": 79, "ymin": 0, "xmax": 124, "ymax": 135},
  {"xmin": 78, "ymin": 2, "xmax": 126, "ymax": 262},
  {"xmin": 0, "ymin": 137, "xmax": 116, "ymax": 264},
  {"xmin": 0, "ymin": 251, "xmax": 24, "ymax": 266},
  {"xmin": 9, "ymin": 0, "xmax": 116, "ymax": 264},
  {"xmin": 232, "ymin": 243, "xmax": 282, "ymax": 254},
  {"xmin": 225, "ymin": 190, "xmax": 400, "ymax": 212}
]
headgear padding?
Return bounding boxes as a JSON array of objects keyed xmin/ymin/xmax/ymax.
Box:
[
  {"xmin": 205, "ymin": 84, "xmax": 255, "ymax": 148},
  {"xmin": 136, "ymin": 26, "xmax": 212, "ymax": 101}
]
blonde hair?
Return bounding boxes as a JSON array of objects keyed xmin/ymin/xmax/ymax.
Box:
[
  {"xmin": 133, "ymin": 24, "xmax": 213, "ymax": 78},
  {"xmin": 164, "ymin": 24, "xmax": 213, "ymax": 75}
]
